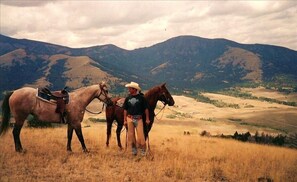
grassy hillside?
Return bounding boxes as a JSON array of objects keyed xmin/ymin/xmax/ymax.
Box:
[
  {"xmin": 2, "ymin": 34, "xmax": 297, "ymax": 96},
  {"xmin": 0, "ymin": 123, "xmax": 296, "ymax": 181}
]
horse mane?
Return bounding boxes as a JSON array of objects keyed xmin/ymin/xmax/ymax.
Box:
[
  {"xmin": 144, "ymin": 85, "xmax": 160, "ymax": 100},
  {"xmin": 72, "ymin": 84, "xmax": 98, "ymax": 92},
  {"xmin": 144, "ymin": 84, "xmax": 165, "ymax": 111}
]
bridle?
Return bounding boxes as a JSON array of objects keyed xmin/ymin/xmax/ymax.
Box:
[
  {"xmin": 97, "ymin": 83, "xmax": 110, "ymax": 103},
  {"xmin": 85, "ymin": 83, "xmax": 110, "ymax": 114},
  {"xmin": 155, "ymin": 92, "xmax": 171, "ymax": 117}
]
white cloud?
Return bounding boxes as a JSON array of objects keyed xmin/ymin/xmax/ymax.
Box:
[
  {"xmin": 1, "ymin": 1, "xmax": 296, "ymax": 50},
  {"xmin": 0, "ymin": 0, "xmax": 54, "ymax": 7}
]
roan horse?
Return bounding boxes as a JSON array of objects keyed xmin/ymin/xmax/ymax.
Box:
[
  {"xmin": 0, "ymin": 82, "xmax": 112, "ymax": 152},
  {"xmin": 105, "ymin": 83, "xmax": 175, "ymax": 149}
]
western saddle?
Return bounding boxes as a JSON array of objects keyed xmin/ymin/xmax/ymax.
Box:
[{"xmin": 38, "ymin": 87, "xmax": 69, "ymax": 124}]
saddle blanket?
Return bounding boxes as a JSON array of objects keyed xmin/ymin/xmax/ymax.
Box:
[{"xmin": 36, "ymin": 88, "xmax": 56, "ymax": 103}]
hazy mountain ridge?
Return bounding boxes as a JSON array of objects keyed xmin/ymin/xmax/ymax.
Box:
[{"xmin": 1, "ymin": 34, "xmax": 297, "ymax": 96}]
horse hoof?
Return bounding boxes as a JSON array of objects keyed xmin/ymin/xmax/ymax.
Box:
[
  {"xmin": 16, "ymin": 149, "xmax": 26, "ymax": 154},
  {"xmin": 83, "ymin": 149, "xmax": 90, "ymax": 153}
]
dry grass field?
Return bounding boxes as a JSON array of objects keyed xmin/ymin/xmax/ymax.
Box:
[
  {"xmin": 1, "ymin": 88, "xmax": 297, "ymax": 181},
  {"xmin": 1, "ymin": 123, "xmax": 297, "ymax": 182}
]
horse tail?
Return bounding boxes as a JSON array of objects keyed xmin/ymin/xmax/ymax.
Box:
[{"xmin": 0, "ymin": 91, "xmax": 13, "ymax": 136}]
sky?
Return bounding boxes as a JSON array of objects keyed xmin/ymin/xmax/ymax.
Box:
[{"xmin": 1, "ymin": 1, "xmax": 296, "ymax": 51}]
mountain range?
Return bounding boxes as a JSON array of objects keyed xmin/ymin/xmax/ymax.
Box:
[{"xmin": 1, "ymin": 34, "xmax": 297, "ymax": 97}]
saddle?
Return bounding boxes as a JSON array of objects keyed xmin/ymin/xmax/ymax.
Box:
[
  {"xmin": 37, "ymin": 87, "xmax": 69, "ymax": 123},
  {"xmin": 38, "ymin": 87, "xmax": 69, "ymax": 103}
]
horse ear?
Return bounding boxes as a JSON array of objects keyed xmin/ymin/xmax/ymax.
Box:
[
  {"xmin": 161, "ymin": 83, "xmax": 166, "ymax": 87},
  {"xmin": 100, "ymin": 81, "xmax": 106, "ymax": 86}
]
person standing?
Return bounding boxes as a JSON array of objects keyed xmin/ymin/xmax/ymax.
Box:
[{"xmin": 123, "ymin": 82, "xmax": 150, "ymax": 156}]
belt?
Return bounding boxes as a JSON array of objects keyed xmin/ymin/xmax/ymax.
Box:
[{"xmin": 127, "ymin": 115, "xmax": 142, "ymax": 120}]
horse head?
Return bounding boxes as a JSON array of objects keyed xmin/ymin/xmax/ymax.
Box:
[
  {"xmin": 158, "ymin": 83, "xmax": 175, "ymax": 106},
  {"xmin": 98, "ymin": 82, "xmax": 113, "ymax": 106}
]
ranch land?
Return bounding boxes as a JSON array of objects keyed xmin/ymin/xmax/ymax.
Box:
[{"xmin": 1, "ymin": 87, "xmax": 297, "ymax": 181}]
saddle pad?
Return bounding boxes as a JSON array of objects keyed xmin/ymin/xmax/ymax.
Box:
[
  {"xmin": 36, "ymin": 88, "xmax": 56, "ymax": 104},
  {"xmin": 37, "ymin": 88, "xmax": 51, "ymax": 101}
]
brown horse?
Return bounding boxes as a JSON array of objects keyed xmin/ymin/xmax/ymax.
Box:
[
  {"xmin": 0, "ymin": 82, "xmax": 112, "ymax": 152},
  {"xmin": 105, "ymin": 83, "xmax": 175, "ymax": 149}
]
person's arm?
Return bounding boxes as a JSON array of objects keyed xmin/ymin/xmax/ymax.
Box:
[{"xmin": 142, "ymin": 96, "xmax": 150, "ymax": 124}]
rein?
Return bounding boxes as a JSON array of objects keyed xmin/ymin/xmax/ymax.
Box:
[
  {"xmin": 154, "ymin": 102, "xmax": 167, "ymax": 121},
  {"xmin": 155, "ymin": 103, "xmax": 166, "ymax": 116},
  {"xmin": 85, "ymin": 99, "xmax": 105, "ymax": 114}
]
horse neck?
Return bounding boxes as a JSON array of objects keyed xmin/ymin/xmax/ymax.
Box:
[
  {"xmin": 73, "ymin": 85, "xmax": 98, "ymax": 107},
  {"xmin": 145, "ymin": 88, "xmax": 159, "ymax": 111}
]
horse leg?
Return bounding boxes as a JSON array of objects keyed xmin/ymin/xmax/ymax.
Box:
[
  {"xmin": 12, "ymin": 124, "xmax": 24, "ymax": 152},
  {"xmin": 74, "ymin": 126, "xmax": 88, "ymax": 152},
  {"xmin": 67, "ymin": 124, "xmax": 74, "ymax": 152},
  {"xmin": 106, "ymin": 118, "xmax": 112, "ymax": 147},
  {"xmin": 116, "ymin": 123, "xmax": 123, "ymax": 149},
  {"xmin": 144, "ymin": 122, "xmax": 153, "ymax": 140}
]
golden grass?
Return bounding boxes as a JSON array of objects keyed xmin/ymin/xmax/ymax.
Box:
[
  {"xmin": 1, "ymin": 88, "xmax": 296, "ymax": 181},
  {"xmin": 162, "ymin": 93, "xmax": 297, "ymax": 134},
  {"xmin": 1, "ymin": 123, "xmax": 296, "ymax": 182},
  {"xmin": 242, "ymin": 87, "xmax": 297, "ymax": 102}
]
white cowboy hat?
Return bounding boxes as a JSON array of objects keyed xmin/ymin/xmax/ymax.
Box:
[{"xmin": 125, "ymin": 81, "xmax": 141, "ymax": 91}]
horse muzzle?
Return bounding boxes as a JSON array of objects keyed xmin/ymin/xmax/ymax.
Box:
[{"xmin": 105, "ymin": 98, "xmax": 113, "ymax": 106}]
